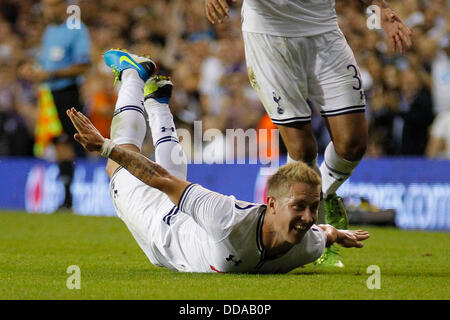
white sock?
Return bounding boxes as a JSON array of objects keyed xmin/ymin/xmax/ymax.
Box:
[
  {"xmin": 110, "ymin": 69, "xmax": 146, "ymax": 150},
  {"xmin": 144, "ymin": 98, "xmax": 187, "ymax": 180},
  {"xmin": 319, "ymin": 142, "xmax": 360, "ymax": 198}
]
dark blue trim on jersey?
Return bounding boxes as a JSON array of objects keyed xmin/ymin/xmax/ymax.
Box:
[
  {"xmin": 255, "ymin": 207, "xmax": 267, "ymax": 269},
  {"xmin": 163, "ymin": 206, "xmax": 177, "ymax": 225},
  {"xmin": 256, "ymin": 207, "xmax": 266, "ymax": 253},
  {"xmin": 320, "ymin": 105, "xmax": 365, "ymax": 117},
  {"xmin": 270, "ymin": 116, "xmax": 311, "ymax": 124},
  {"xmin": 165, "ymin": 207, "xmax": 179, "ymax": 226},
  {"xmin": 178, "ymin": 183, "xmax": 196, "ymax": 212},
  {"xmin": 111, "ymin": 166, "xmax": 124, "ymax": 178},
  {"xmin": 154, "ymin": 135, "xmax": 179, "ymax": 148},
  {"xmin": 113, "ymin": 105, "xmax": 145, "ymax": 118},
  {"xmin": 234, "ymin": 203, "xmax": 256, "ymax": 210}
]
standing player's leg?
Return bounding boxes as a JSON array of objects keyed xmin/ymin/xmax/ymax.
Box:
[
  {"xmin": 319, "ymin": 112, "xmax": 367, "ymax": 227},
  {"xmin": 278, "ymin": 122, "xmax": 318, "ymax": 168},
  {"xmin": 321, "ymin": 112, "xmax": 367, "ymax": 201},
  {"xmin": 278, "ymin": 122, "xmax": 324, "ymax": 223},
  {"xmin": 312, "ymin": 113, "xmax": 367, "ymax": 267},
  {"xmin": 143, "ymin": 76, "xmax": 187, "ymax": 180},
  {"xmin": 309, "ymin": 29, "xmax": 368, "ymax": 267}
]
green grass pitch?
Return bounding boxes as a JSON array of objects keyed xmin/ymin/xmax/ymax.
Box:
[{"xmin": 0, "ymin": 211, "xmax": 448, "ymax": 300}]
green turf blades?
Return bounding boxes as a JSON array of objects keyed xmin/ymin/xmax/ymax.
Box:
[{"xmin": 1, "ymin": 212, "xmax": 449, "ymax": 299}]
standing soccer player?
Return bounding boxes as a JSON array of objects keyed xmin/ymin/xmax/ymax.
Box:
[
  {"xmin": 204, "ymin": 0, "xmax": 411, "ymax": 267},
  {"xmin": 66, "ymin": 49, "xmax": 369, "ymax": 273}
]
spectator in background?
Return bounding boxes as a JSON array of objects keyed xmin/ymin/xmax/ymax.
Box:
[
  {"xmin": 0, "ymin": 6, "xmax": 36, "ymax": 157},
  {"xmin": 20, "ymin": 0, "xmax": 91, "ymax": 210},
  {"xmin": 426, "ymin": 109, "xmax": 450, "ymax": 159},
  {"xmin": 393, "ymin": 69, "xmax": 434, "ymax": 155},
  {"xmin": 0, "ymin": 0, "xmax": 448, "ymax": 161},
  {"xmin": 0, "ymin": 65, "xmax": 35, "ymax": 156},
  {"xmin": 82, "ymin": 75, "xmax": 115, "ymax": 139},
  {"xmin": 369, "ymin": 64, "xmax": 403, "ymax": 155},
  {"xmin": 431, "ymin": 36, "xmax": 450, "ymax": 113},
  {"xmin": 426, "ymin": 36, "xmax": 450, "ymax": 159}
]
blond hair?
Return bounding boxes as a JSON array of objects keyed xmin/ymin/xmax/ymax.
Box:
[{"xmin": 267, "ymin": 162, "xmax": 321, "ymax": 199}]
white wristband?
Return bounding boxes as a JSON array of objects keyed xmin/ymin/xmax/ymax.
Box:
[{"xmin": 100, "ymin": 139, "xmax": 116, "ymax": 158}]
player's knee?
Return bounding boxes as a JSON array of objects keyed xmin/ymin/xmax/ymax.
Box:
[
  {"xmin": 287, "ymin": 140, "xmax": 318, "ymax": 163},
  {"xmin": 334, "ymin": 137, "xmax": 367, "ymax": 161}
]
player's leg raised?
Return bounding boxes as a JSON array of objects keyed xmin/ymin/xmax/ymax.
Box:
[
  {"xmin": 102, "ymin": 49, "xmax": 156, "ymax": 177},
  {"xmin": 143, "ymin": 76, "xmax": 187, "ymax": 180}
]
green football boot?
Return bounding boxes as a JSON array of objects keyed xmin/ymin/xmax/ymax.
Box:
[
  {"xmin": 314, "ymin": 244, "xmax": 344, "ymax": 268},
  {"xmin": 314, "ymin": 194, "xmax": 349, "ymax": 268},
  {"xmin": 144, "ymin": 75, "xmax": 173, "ymax": 103},
  {"xmin": 324, "ymin": 194, "xmax": 349, "ymax": 230}
]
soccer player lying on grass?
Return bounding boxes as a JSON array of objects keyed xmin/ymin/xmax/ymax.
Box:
[{"xmin": 66, "ymin": 49, "xmax": 369, "ymax": 273}]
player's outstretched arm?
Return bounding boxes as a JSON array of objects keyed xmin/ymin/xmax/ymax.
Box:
[
  {"xmin": 360, "ymin": 0, "xmax": 412, "ymax": 54},
  {"xmin": 66, "ymin": 108, "xmax": 190, "ymax": 205},
  {"xmin": 205, "ymin": 0, "xmax": 238, "ymax": 24},
  {"xmin": 318, "ymin": 224, "xmax": 370, "ymax": 248}
]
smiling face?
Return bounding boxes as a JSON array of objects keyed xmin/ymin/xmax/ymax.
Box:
[
  {"xmin": 264, "ymin": 162, "xmax": 322, "ymax": 249},
  {"xmin": 271, "ymin": 182, "xmax": 321, "ymax": 245}
]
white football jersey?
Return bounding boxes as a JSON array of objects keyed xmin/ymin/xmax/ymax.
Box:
[
  {"xmin": 241, "ymin": 0, "xmax": 339, "ymax": 37},
  {"xmin": 148, "ymin": 184, "xmax": 326, "ymax": 273}
]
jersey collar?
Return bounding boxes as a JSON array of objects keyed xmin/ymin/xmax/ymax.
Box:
[{"xmin": 256, "ymin": 206, "xmax": 266, "ymax": 253}]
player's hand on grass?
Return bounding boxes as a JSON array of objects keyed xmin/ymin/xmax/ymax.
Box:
[
  {"xmin": 66, "ymin": 107, "xmax": 105, "ymax": 152},
  {"xmin": 380, "ymin": 7, "xmax": 412, "ymax": 54},
  {"xmin": 335, "ymin": 229, "xmax": 370, "ymax": 248},
  {"xmin": 205, "ymin": 0, "xmax": 237, "ymax": 24}
]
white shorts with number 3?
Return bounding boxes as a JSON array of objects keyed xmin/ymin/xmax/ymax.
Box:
[{"xmin": 243, "ymin": 29, "xmax": 366, "ymax": 125}]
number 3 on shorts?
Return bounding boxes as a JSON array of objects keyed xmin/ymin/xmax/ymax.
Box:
[{"xmin": 347, "ymin": 64, "xmax": 362, "ymax": 90}]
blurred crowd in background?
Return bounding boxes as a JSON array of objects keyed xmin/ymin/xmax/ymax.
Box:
[{"xmin": 0, "ymin": 0, "xmax": 449, "ymax": 160}]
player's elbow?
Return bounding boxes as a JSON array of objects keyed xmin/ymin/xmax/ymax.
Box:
[{"xmin": 151, "ymin": 175, "xmax": 173, "ymax": 192}]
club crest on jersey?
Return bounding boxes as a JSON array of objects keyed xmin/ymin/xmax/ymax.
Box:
[
  {"xmin": 272, "ymin": 92, "xmax": 284, "ymax": 115},
  {"xmin": 111, "ymin": 182, "xmax": 119, "ymax": 199},
  {"xmin": 226, "ymin": 254, "xmax": 242, "ymax": 266}
]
